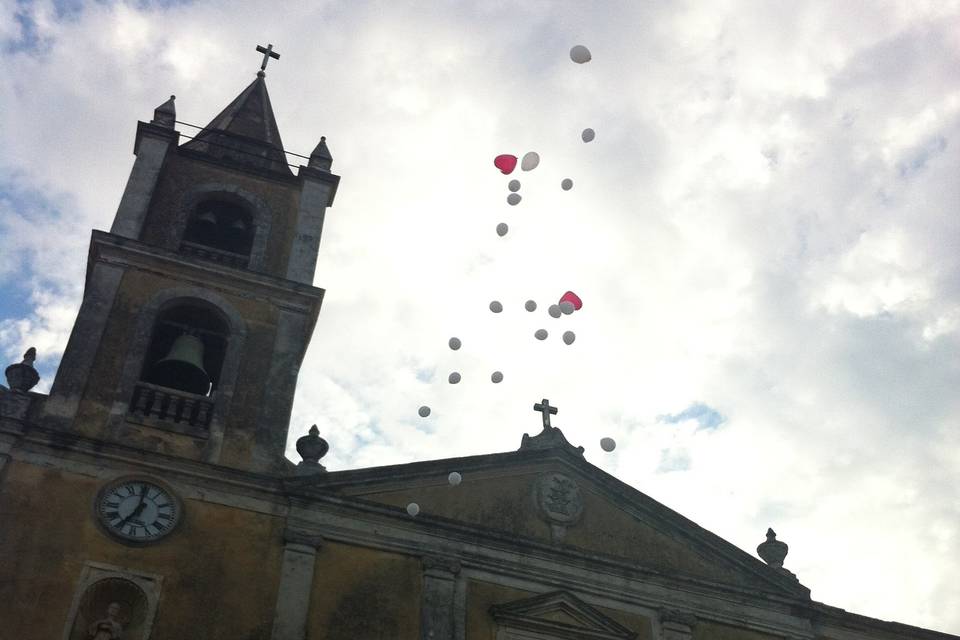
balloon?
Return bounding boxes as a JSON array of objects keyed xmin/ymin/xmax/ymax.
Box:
[
  {"xmin": 496, "ymin": 222, "xmax": 509, "ymax": 237},
  {"xmin": 448, "ymin": 371, "xmax": 461, "ymax": 384},
  {"xmin": 534, "ymin": 329, "xmax": 548, "ymax": 340},
  {"xmin": 548, "ymin": 304, "xmax": 561, "ymax": 318},
  {"xmin": 491, "ymin": 371, "xmax": 503, "ymax": 383},
  {"xmin": 448, "ymin": 471, "xmax": 462, "ymax": 486},
  {"xmin": 570, "ymin": 45, "xmax": 592, "ymax": 64},
  {"xmin": 520, "ymin": 152, "xmax": 540, "ymax": 171},
  {"xmin": 406, "ymin": 502, "xmax": 420, "ymax": 516},
  {"xmin": 507, "ymin": 193, "xmax": 521, "ymax": 206},
  {"xmin": 559, "ymin": 291, "xmax": 583, "ymax": 310},
  {"xmin": 418, "ymin": 405, "xmax": 431, "ymax": 417},
  {"xmin": 561, "ymin": 178, "xmax": 573, "ymax": 191},
  {"xmin": 562, "ymin": 330, "xmax": 576, "ymax": 345},
  {"xmin": 600, "ymin": 437, "xmax": 616, "ymax": 452},
  {"xmin": 559, "ymin": 301, "xmax": 575, "ymax": 315},
  {"xmin": 494, "ymin": 154, "xmax": 517, "ymax": 174},
  {"xmin": 448, "ymin": 337, "xmax": 461, "ymax": 350},
  {"xmin": 489, "ymin": 300, "xmax": 503, "ymax": 313},
  {"xmin": 581, "ymin": 128, "xmax": 595, "ymax": 142},
  {"xmin": 508, "ymin": 179, "xmax": 521, "ymax": 192},
  {"xmin": 524, "ymin": 300, "xmax": 537, "ymax": 312}
]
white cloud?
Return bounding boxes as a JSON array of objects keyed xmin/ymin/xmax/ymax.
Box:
[{"xmin": 1, "ymin": 0, "xmax": 958, "ymax": 633}]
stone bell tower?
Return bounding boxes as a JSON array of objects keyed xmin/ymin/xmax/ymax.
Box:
[{"xmin": 42, "ymin": 49, "xmax": 340, "ymax": 473}]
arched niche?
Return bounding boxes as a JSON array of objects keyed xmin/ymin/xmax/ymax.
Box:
[
  {"xmin": 175, "ymin": 184, "xmax": 272, "ymax": 272},
  {"xmin": 62, "ymin": 563, "xmax": 162, "ymax": 640}
]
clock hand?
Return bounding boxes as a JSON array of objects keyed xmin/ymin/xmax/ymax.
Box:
[{"xmin": 119, "ymin": 485, "xmax": 148, "ymax": 526}]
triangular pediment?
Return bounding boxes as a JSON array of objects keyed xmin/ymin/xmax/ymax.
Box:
[
  {"xmin": 289, "ymin": 443, "xmax": 809, "ymax": 599},
  {"xmin": 490, "ymin": 591, "xmax": 636, "ymax": 640}
]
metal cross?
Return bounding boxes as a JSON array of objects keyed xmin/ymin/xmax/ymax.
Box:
[
  {"xmin": 256, "ymin": 43, "xmax": 280, "ymax": 73},
  {"xmin": 533, "ymin": 399, "xmax": 558, "ymax": 429}
]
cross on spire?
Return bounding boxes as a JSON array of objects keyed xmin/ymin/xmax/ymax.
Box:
[
  {"xmin": 533, "ymin": 399, "xmax": 558, "ymax": 429},
  {"xmin": 256, "ymin": 43, "xmax": 280, "ymax": 76}
]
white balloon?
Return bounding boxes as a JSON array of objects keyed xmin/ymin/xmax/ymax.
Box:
[
  {"xmin": 418, "ymin": 405, "xmax": 431, "ymax": 417},
  {"xmin": 559, "ymin": 301, "xmax": 575, "ymax": 315},
  {"xmin": 496, "ymin": 222, "xmax": 508, "ymax": 237},
  {"xmin": 448, "ymin": 337, "xmax": 461, "ymax": 350},
  {"xmin": 561, "ymin": 178, "xmax": 573, "ymax": 191},
  {"xmin": 524, "ymin": 300, "xmax": 537, "ymax": 312},
  {"xmin": 534, "ymin": 329, "xmax": 548, "ymax": 340},
  {"xmin": 600, "ymin": 437, "xmax": 616, "ymax": 452},
  {"xmin": 448, "ymin": 371, "xmax": 461, "ymax": 384},
  {"xmin": 448, "ymin": 471, "xmax": 462, "ymax": 486},
  {"xmin": 548, "ymin": 304, "xmax": 561, "ymax": 318},
  {"xmin": 570, "ymin": 44, "xmax": 592, "ymax": 64},
  {"xmin": 581, "ymin": 128, "xmax": 595, "ymax": 142},
  {"xmin": 406, "ymin": 502, "xmax": 420, "ymax": 516},
  {"xmin": 489, "ymin": 300, "xmax": 503, "ymax": 313},
  {"xmin": 491, "ymin": 371, "xmax": 503, "ymax": 383},
  {"xmin": 507, "ymin": 193, "xmax": 521, "ymax": 206},
  {"xmin": 520, "ymin": 151, "xmax": 540, "ymax": 171},
  {"xmin": 562, "ymin": 330, "xmax": 576, "ymax": 345},
  {"xmin": 508, "ymin": 179, "xmax": 521, "ymax": 192}
]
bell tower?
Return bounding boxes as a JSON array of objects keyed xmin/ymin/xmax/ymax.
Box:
[{"xmin": 43, "ymin": 48, "xmax": 339, "ymax": 473}]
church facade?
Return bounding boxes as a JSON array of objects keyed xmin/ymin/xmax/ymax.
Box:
[{"xmin": 0, "ymin": 54, "xmax": 955, "ymax": 640}]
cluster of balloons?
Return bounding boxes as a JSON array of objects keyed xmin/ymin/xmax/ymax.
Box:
[{"xmin": 493, "ymin": 152, "xmax": 540, "ymax": 176}]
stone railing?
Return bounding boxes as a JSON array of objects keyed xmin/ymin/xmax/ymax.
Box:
[
  {"xmin": 180, "ymin": 241, "xmax": 249, "ymax": 269},
  {"xmin": 129, "ymin": 381, "xmax": 214, "ymax": 430}
]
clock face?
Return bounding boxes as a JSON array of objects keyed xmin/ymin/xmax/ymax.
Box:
[{"xmin": 96, "ymin": 478, "xmax": 180, "ymax": 543}]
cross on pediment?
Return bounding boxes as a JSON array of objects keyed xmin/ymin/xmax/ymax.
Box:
[{"xmin": 533, "ymin": 398, "xmax": 558, "ymax": 429}]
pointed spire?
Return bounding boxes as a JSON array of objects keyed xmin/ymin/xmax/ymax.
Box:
[
  {"xmin": 309, "ymin": 136, "xmax": 333, "ymax": 171},
  {"xmin": 182, "ymin": 75, "xmax": 291, "ymax": 174},
  {"xmin": 151, "ymin": 95, "xmax": 176, "ymax": 129}
]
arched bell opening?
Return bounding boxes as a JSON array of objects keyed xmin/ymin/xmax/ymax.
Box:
[
  {"xmin": 181, "ymin": 199, "xmax": 254, "ymax": 264},
  {"xmin": 140, "ymin": 303, "xmax": 229, "ymax": 397}
]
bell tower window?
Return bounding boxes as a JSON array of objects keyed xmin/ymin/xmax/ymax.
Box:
[
  {"xmin": 180, "ymin": 199, "xmax": 254, "ymax": 268},
  {"xmin": 129, "ymin": 302, "xmax": 229, "ymax": 432}
]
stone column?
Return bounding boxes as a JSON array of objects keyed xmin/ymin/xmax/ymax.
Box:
[
  {"xmin": 270, "ymin": 522, "xmax": 324, "ymax": 640},
  {"xmin": 660, "ymin": 609, "xmax": 696, "ymax": 640},
  {"xmin": 420, "ymin": 556, "xmax": 461, "ymax": 640}
]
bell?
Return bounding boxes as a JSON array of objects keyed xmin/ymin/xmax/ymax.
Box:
[
  {"xmin": 148, "ymin": 334, "xmax": 211, "ymax": 395},
  {"xmin": 192, "ymin": 210, "xmax": 218, "ymax": 244}
]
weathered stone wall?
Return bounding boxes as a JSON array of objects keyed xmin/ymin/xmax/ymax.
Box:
[
  {"xmin": 139, "ymin": 153, "xmax": 301, "ymax": 279},
  {"xmin": 0, "ymin": 458, "xmax": 285, "ymax": 640},
  {"xmin": 306, "ymin": 541, "xmax": 421, "ymax": 639}
]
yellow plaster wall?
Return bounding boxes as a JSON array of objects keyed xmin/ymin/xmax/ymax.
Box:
[
  {"xmin": 694, "ymin": 620, "xmax": 781, "ymax": 640},
  {"xmin": 141, "ymin": 153, "xmax": 301, "ymax": 278},
  {"xmin": 349, "ymin": 463, "xmax": 767, "ymax": 589},
  {"xmin": 0, "ymin": 459, "xmax": 285, "ymax": 640},
  {"xmin": 306, "ymin": 541, "xmax": 421, "ymax": 639}
]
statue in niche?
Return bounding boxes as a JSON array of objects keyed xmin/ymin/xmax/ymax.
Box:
[{"xmin": 87, "ymin": 601, "xmax": 124, "ymax": 639}]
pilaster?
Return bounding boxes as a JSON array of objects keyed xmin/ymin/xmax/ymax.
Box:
[
  {"xmin": 420, "ymin": 556, "xmax": 462, "ymax": 640},
  {"xmin": 286, "ymin": 169, "xmax": 338, "ymax": 284},
  {"xmin": 270, "ymin": 520, "xmax": 324, "ymax": 640},
  {"xmin": 659, "ymin": 609, "xmax": 696, "ymax": 640},
  {"xmin": 110, "ymin": 122, "xmax": 178, "ymax": 239}
]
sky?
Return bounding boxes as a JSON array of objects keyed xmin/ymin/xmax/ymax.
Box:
[{"xmin": 1, "ymin": 0, "xmax": 959, "ymax": 633}]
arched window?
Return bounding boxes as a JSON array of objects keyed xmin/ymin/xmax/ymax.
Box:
[
  {"xmin": 139, "ymin": 303, "xmax": 229, "ymax": 397},
  {"xmin": 181, "ymin": 199, "xmax": 254, "ymax": 267}
]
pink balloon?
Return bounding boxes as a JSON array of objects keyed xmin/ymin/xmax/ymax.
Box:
[
  {"xmin": 494, "ymin": 154, "xmax": 518, "ymax": 175},
  {"xmin": 559, "ymin": 291, "xmax": 582, "ymax": 310}
]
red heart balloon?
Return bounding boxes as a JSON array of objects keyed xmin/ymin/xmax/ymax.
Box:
[
  {"xmin": 494, "ymin": 154, "xmax": 518, "ymax": 175},
  {"xmin": 559, "ymin": 291, "xmax": 582, "ymax": 310}
]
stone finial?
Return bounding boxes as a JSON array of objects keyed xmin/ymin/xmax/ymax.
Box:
[
  {"xmin": 308, "ymin": 136, "xmax": 333, "ymax": 171},
  {"xmin": 757, "ymin": 527, "xmax": 789, "ymax": 568},
  {"xmin": 152, "ymin": 95, "xmax": 176, "ymax": 128},
  {"xmin": 5, "ymin": 347, "xmax": 40, "ymax": 392},
  {"xmin": 295, "ymin": 425, "xmax": 329, "ymax": 475}
]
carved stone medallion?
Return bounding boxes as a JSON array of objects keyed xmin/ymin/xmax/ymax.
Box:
[{"xmin": 534, "ymin": 473, "xmax": 583, "ymax": 543}]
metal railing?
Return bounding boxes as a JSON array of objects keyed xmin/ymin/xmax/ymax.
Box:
[{"xmin": 180, "ymin": 241, "xmax": 249, "ymax": 269}]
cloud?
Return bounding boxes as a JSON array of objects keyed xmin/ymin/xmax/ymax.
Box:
[{"xmin": 0, "ymin": 0, "xmax": 958, "ymax": 633}]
